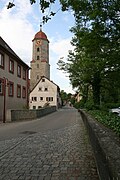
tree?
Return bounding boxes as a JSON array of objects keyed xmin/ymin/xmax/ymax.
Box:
[
  {"xmin": 58, "ymin": 0, "xmax": 120, "ymax": 107},
  {"xmin": 60, "ymin": 90, "xmax": 68, "ymax": 105}
]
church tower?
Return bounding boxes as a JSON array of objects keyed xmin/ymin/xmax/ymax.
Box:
[{"xmin": 30, "ymin": 28, "xmax": 50, "ymax": 89}]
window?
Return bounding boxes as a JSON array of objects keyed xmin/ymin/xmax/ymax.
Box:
[
  {"xmin": 37, "ymin": 47, "xmax": 39, "ymax": 52},
  {"xmin": 23, "ymin": 68, "xmax": 26, "ymax": 80},
  {"xmin": 42, "ymin": 79, "xmax": 45, "ymax": 82},
  {"xmin": 0, "ymin": 78, "xmax": 3, "ymax": 95},
  {"xmin": 40, "ymin": 97, "xmax": 43, "ymax": 101},
  {"xmin": 17, "ymin": 64, "xmax": 21, "ymax": 77},
  {"xmin": 46, "ymin": 97, "xmax": 53, "ymax": 102},
  {"xmin": 38, "ymin": 87, "xmax": 42, "ymax": 91},
  {"xmin": 17, "ymin": 84, "xmax": 21, "ymax": 98},
  {"xmin": 45, "ymin": 87, "xmax": 48, "ymax": 91},
  {"xmin": 9, "ymin": 59, "xmax": 14, "ymax": 73},
  {"xmin": 38, "ymin": 106, "xmax": 42, "ymax": 109},
  {"xmin": 37, "ymin": 56, "xmax": 39, "ymax": 60},
  {"xmin": 0, "ymin": 53, "xmax": 4, "ymax": 69},
  {"xmin": 22, "ymin": 86, "xmax": 26, "ymax": 98},
  {"xmin": 8, "ymin": 81, "xmax": 14, "ymax": 97},
  {"xmin": 37, "ymin": 64, "xmax": 39, "ymax": 68},
  {"xmin": 32, "ymin": 97, "xmax": 37, "ymax": 101},
  {"xmin": 33, "ymin": 106, "xmax": 36, "ymax": 109}
]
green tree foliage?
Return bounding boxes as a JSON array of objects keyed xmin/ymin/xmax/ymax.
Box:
[
  {"xmin": 60, "ymin": 90, "xmax": 68, "ymax": 105},
  {"xmin": 58, "ymin": 0, "xmax": 120, "ymax": 107},
  {"xmin": 60, "ymin": 90, "xmax": 73, "ymax": 105}
]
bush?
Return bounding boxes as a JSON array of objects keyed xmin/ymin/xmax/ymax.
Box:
[
  {"xmin": 89, "ymin": 110, "xmax": 120, "ymax": 135},
  {"xmin": 74, "ymin": 100, "xmax": 85, "ymax": 109},
  {"xmin": 84, "ymin": 100, "xmax": 94, "ymax": 110}
]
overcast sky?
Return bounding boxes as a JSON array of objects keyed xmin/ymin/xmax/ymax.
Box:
[{"xmin": 0, "ymin": 0, "xmax": 75, "ymax": 93}]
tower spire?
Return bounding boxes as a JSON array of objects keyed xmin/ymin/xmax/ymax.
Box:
[{"xmin": 40, "ymin": 24, "xmax": 42, "ymax": 31}]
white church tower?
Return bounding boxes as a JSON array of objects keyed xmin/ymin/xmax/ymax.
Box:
[{"xmin": 30, "ymin": 28, "xmax": 50, "ymax": 89}]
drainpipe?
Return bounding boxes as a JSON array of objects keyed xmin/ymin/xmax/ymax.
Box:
[
  {"xmin": 27, "ymin": 68, "xmax": 30, "ymax": 109},
  {"xmin": 3, "ymin": 78, "xmax": 6, "ymax": 123}
]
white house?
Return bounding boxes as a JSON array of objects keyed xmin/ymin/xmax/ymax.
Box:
[{"xmin": 29, "ymin": 76, "xmax": 62, "ymax": 109}]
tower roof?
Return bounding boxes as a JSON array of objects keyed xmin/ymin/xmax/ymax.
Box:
[{"xmin": 33, "ymin": 30, "xmax": 49, "ymax": 42}]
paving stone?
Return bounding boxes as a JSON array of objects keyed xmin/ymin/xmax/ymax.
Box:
[{"xmin": 0, "ymin": 109, "xmax": 99, "ymax": 180}]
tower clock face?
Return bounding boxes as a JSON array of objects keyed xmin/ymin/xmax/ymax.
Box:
[{"xmin": 36, "ymin": 40, "xmax": 42, "ymax": 46}]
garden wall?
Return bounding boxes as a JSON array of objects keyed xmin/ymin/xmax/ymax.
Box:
[
  {"xmin": 79, "ymin": 109, "xmax": 120, "ymax": 179},
  {"xmin": 6, "ymin": 106, "xmax": 56, "ymax": 122}
]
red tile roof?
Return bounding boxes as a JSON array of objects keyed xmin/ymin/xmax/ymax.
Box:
[{"xmin": 33, "ymin": 30, "xmax": 49, "ymax": 42}]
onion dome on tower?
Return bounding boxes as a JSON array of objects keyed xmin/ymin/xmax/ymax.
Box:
[{"xmin": 32, "ymin": 29, "xmax": 49, "ymax": 42}]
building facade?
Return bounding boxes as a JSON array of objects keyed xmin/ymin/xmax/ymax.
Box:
[
  {"xmin": 29, "ymin": 76, "xmax": 61, "ymax": 109},
  {"xmin": 30, "ymin": 29, "xmax": 50, "ymax": 90},
  {"xmin": 0, "ymin": 37, "xmax": 30, "ymax": 122}
]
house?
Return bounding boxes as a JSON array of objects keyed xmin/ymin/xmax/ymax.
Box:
[
  {"xmin": 0, "ymin": 37, "xmax": 30, "ymax": 122},
  {"xmin": 29, "ymin": 76, "xmax": 62, "ymax": 109},
  {"xmin": 75, "ymin": 92, "xmax": 82, "ymax": 102}
]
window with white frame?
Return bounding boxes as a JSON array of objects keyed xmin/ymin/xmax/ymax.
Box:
[
  {"xmin": 46, "ymin": 97, "xmax": 53, "ymax": 102},
  {"xmin": 40, "ymin": 97, "xmax": 43, "ymax": 101},
  {"xmin": 32, "ymin": 97, "xmax": 37, "ymax": 101}
]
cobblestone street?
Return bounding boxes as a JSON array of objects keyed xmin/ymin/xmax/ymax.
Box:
[{"xmin": 0, "ymin": 108, "xmax": 99, "ymax": 179}]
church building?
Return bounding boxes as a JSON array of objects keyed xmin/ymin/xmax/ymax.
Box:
[{"xmin": 29, "ymin": 28, "xmax": 61, "ymax": 109}]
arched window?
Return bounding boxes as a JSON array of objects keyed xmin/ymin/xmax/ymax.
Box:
[
  {"xmin": 37, "ymin": 47, "xmax": 39, "ymax": 52},
  {"xmin": 37, "ymin": 56, "xmax": 39, "ymax": 60}
]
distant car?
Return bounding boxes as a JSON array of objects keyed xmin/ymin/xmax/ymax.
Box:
[{"xmin": 110, "ymin": 107, "xmax": 120, "ymax": 116}]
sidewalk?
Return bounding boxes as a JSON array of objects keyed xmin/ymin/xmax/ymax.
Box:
[{"xmin": 0, "ymin": 110, "xmax": 99, "ymax": 180}]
